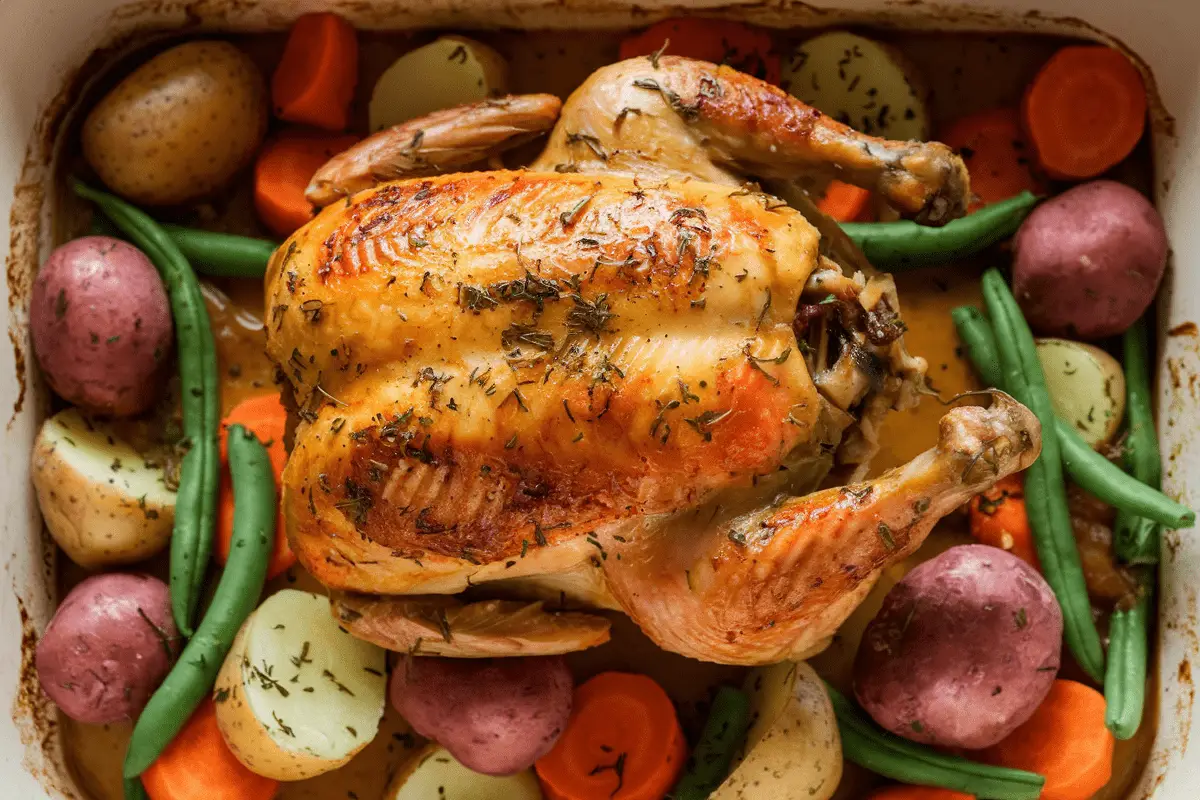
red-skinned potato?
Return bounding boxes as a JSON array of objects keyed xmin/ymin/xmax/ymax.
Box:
[
  {"xmin": 389, "ymin": 655, "xmax": 572, "ymax": 776},
  {"xmin": 36, "ymin": 573, "xmax": 179, "ymax": 724},
  {"xmin": 1013, "ymin": 180, "xmax": 1167, "ymax": 339},
  {"xmin": 30, "ymin": 236, "xmax": 172, "ymax": 416},
  {"xmin": 853, "ymin": 545, "xmax": 1062, "ymax": 749}
]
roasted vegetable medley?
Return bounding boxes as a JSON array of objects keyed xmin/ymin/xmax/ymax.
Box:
[{"xmin": 29, "ymin": 14, "xmax": 1189, "ymax": 800}]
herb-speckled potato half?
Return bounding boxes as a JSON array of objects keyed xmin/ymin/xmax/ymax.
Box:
[
  {"xmin": 1036, "ymin": 338, "xmax": 1126, "ymax": 448},
  {"xmin": 82, "ymin": 41, "xmax": 268, "ymax": 206},
  {"xmin": 31, "ymin": 408, "xmax": 175, "ymax": 568},
  {"xmin": 783, "ymin": 31, "xmax": 930, "ymax": 142},
  {"xmin": 712, "ymin": 661, "xmax": 842, "ymax": 800},
  {"xmin": 385, "ymin": 744, "xmax": 544, "ymax": 800},
  {"xmin": 214, "ymin": 589, "xmax": 387, "ymax": 780},
  {"xmin": 368, "ymin": 36, "xmax": 509, "ymax": 132}
]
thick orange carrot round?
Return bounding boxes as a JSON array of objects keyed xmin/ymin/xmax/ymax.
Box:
[
  {"xmin": 217, "ymin": 394, "xmax": 287, "ymax": 465},
  {"xmin": 272, "ymin": 12, "xmax": 359, "ymax": 131},
  {"xmin": 868, "ymin": 787, "xmax": 975, "ymax": 800},
  {"xmin": 818, "ymin": 180, "xmax": 874, "ymax": 222},
  {"xmin": 215, "ymin": 394, "xmax": 293, "ymax": 579},
  {"xmin": 983, "ymin": 680, "xmax": 1114, "ymax": 800},
  {"xmin": 940, "ymin": 108, "xmax": 1044, "ymax": 211},
  {"xmin": 969, "ymin": 473, "xmax": 1040, "ymax": 569},
  {"xmin": 1022, "ymin": 46, "xmax": 1146, "ymax": 180},
  {"xmin": 618, "ymin": 18, "xmax": 780, "ymax": 84},
  {"xmin": 141, "ymin": 698, "xmax": 279, "ymax": 800},
  {"xmin": 536, "ymin": 672, "xmax": 686, "ymax": 800},
  {"xmin": 253, "ymin": 131, "xmax": 358, "ymax": 237}
]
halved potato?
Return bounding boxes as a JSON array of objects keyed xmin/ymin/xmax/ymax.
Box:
[
  {"xmin": 369, "ymin": 36, "xmax": 509, "ymax": 132},
  {"xmin": 30, "ymin": 408, "xmax": 174, "ymax": 568},
  {"xmin": 712, "ymin": 661, "xmax": 842, "ymax": 800},
  {"xmin": 386, "ymin": 744, "xmax": 543, "ymax": 800},
  {"xmin": 1036, "ymin": 338, "xmax": 1126, "ymax": 448},
  {"xmin": 214, "ymin": 589, "xmax": 387, "ymax": 780},
  {"xmin": 783, "ymin": 31, "xmax": 930, "ymax": 141}
]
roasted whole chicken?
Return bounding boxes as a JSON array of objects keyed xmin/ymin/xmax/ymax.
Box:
[{"xmin": 267, "ymin": 56, "xmax": 1041, "ymax": 665}]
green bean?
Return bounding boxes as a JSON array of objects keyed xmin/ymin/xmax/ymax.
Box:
[
  {"xmin": 124, "ymin": 776, "xmax": 149, "ymax": 800},
  {"xmin": 74, "ymin": 180, "xmax": 221, "ymax": 635},
  {"xmin": 981, "ymin": 269, "xmax": 1105, "ymax": 682},
  {"xmin": 1059, "ymin": 423, "xmax": 1192, "ymax": 528},
  {"xmin": 827, "ymin": 684, "xmax": 1044, "ymax": 799},
  {"xmin": 159, "ymin": 224, "xmax": 278, "ymax": 278},
  {"xmin": 952, "ymin": 305, "xmax": 1193, "ymax": 529},
  {"xmin": 672, "ymin": 686, "xmax": 752, "ymax": 799},
  {"xmin": 89, "ymin": 214, "xmax": 277, "ymax": 278},
  {"xmin": 1117, "ymin": 514, "xmax": 1161, "ymax": 566},
  {"xmin": 840, "ymin": 191, "xmax": 1038, "ymax": 268},
  {"xmin": 1105, "ymin": 586, "xmax": 1151, "ymax": 740},
  {"xmin": 1116, "ymin": 317, "xmax": 1166, "ymax": 564},
  {"xmin": 951, "ymin": 306, "xmax": 1003, "ymax": 386},
  {"xmin": 123, "ymin": 425, "xmax": 275, "ymax": 778}
]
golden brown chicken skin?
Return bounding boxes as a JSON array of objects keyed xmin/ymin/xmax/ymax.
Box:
[{"xmin": 268, "ymin": 170, "xmax": 833, "ymax": 595}]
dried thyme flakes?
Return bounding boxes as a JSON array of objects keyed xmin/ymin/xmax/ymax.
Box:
[{"xmin": 565, "ymin": 293, "xmax": 616, "ymax": 337}]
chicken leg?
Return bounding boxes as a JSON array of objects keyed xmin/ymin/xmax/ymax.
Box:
[
  {"xmin": 531, "ymin": 56, "xmax": 969, "ymax": 224},
  {"xmin": 599, "ymin": 392, "xmax": 1041, "ymax": 665}
]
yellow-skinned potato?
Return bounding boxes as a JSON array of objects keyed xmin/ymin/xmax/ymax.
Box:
[
  {"xmin": 214, "ymin": 590, "xmax": 387, "ymax": 780},
  {"xmin": 386, "ymin": 744, "xmax": 543, "ymax": 800},
  {"xmin": 31, "ymin": 408, "xmax": 174, "ymax": 568},
  {"xmin": 784, "ymin": 31, "xmax": 930, "ymax": 141},
  {"xmin": 1036, "ymin": 338, "xmax": 1126, "ymax": 448},
  {"xmin": 712, "ymin": 662, "xmax": 842, "ymax": 800},
  {"xmin": 369, "ymin": 36, "xmax": 509, "ymax": 132},
  {"xmin": 83, "ymin": 41, "xmax": 267, "ymax": 205}
]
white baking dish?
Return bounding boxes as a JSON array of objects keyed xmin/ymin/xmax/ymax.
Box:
[{"xmin": 0, "ymin": 0, "xmax": 1195, "ymax": 797}]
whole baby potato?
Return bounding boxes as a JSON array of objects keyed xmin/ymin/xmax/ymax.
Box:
[
  {"xmin": 389, "ymin": 655, "xmax": 573, "ymax": 776},
  {"xmin": 853, "ymin": 544, "xmax": 1062, "ymax": 749},
  {"xmin": 83, "ymin": 41, "xmax": 267, "ymax": 205},
  {"xmin": 36, "ymin": 573, "xmax": 179, "ymax": 724},
  {"xmin": 30, "ymin": 236, "xmax": 172, "ymax": 416},
  {"xmin": 1013, "ymin": 180, "xmax": 1167, "ymax": 339}
]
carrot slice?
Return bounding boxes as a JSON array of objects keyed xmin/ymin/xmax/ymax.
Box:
[
  {"xmin": 619, "ymin": 18, "xmax": 780, "ymax": 84},
  {"xmin": 968, "ymin": 472, "xmax": 1040, "ymax": 569},
  {"xmin": 983, "ymin": 679, "xmax": 1114, "ymax": 800},
  {"xmin": 536, "ymin": 672, "xmax": 687, "ymax": 800},
  {"xmin": 1022, "ymin": 46, "xmax": 1147, "ymax": 180},
  {"xmin": 253, "ymin": 130, "xmax": 359, "ymax": 237},
  {"xmin": 215, "ymin": 394, "xmax": 294, "ymax": 579},
  {"xmin": 940, "ymin": 108, "xmax": 1044, "ymax": 211},
  {"xmin": 272, "ymin": 12, "xmax": 359, "ymax": 130},
  {"xmin": 818, "ymin": 180, "xmax": 874, "ymax": 222},
  {"xmin": 141, "ymin": 698, "xmax": 279, "ymax": 800},
  {"xmin": 868, "ymin": 787, "xmax": 975, "ymax": 800}
]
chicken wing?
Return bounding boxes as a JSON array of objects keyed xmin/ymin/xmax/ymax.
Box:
[
  {"xmin": 306, "ymin": 94, "xmax": 562, "ymax": 206},
  {"xmin": 331, "ymin": 593, "xmax": 612, "ymax": 656}
]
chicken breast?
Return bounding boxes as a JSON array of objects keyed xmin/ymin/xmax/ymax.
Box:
[{"xmin": 269, "ymin": 170, "xmax": 845, "ymax": 595}]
